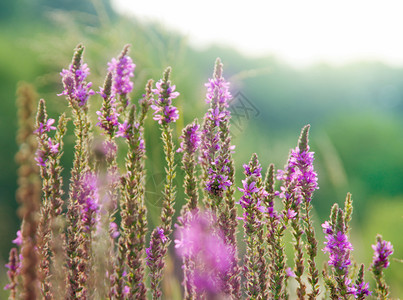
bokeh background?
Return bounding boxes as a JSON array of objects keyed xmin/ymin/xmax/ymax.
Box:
[{"xmin": 0, "ymin": 0, "xmax": 402, "ymax": 298}]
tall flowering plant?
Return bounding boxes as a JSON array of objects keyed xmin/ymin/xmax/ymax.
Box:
[{"xmin": 5, "ymin": 44, "xmax": 397, "ymax": 300}]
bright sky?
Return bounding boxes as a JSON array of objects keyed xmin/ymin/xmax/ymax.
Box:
[{"xmin": 112, "ymin": 0, "xmax": 403, "ymax": 66}]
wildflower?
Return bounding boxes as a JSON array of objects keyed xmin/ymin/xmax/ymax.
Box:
[
  {"xmin": 277, "ymin": 146, "xmax": 318, "ymax": 203},
  {"xmin": 79, "ymin": 172, "xmax": 100, "ymax": 233},
  {"xmin": 48, "ymin": 138, "xmax": 59, "ymax": 154},
  {"xmin": 175, "ymin": 211, "xmax": 234, "ymax": 296},
  {"xmin": 12, "ymin": 230, "xmax": 22, "ymax": 246},
  {"xmin": 123, "ymin": 286, "xmax": 131, "ymax": 297},
  {"xmin": 108, "ymin": 46, "xmax": 136, "ymax": 96},
  {"xmin": 116, "ymin": 121, "xmax": 131, "ymax": 139},
  {"xmin": 372, "ymin": 236, "xmax": 393, "ymax": 270},
  {"xmin": 109, "ymin": 222, "xmax": 120, "ymax": 239},
  {"xmin": 239, "ymin": 154, "xmax": 269, "ymax": 298},
  {"xmin": 204, "ymin": 66, "xmax": 232, "ymax": 108},
  {"xmin": 286, "ymin": 209, "xmax": 297, "ymax": 220},
  {"xmin": 58, "ymin": 45, "xmax": 95, "ymax": 107},
  {"xmin": 177, "ymin": 122, "xmax": 201, "ymax": 154},
  {"xmin": 151, "ymin": 68, "xmax": 180, "ymax": 125},
  {"xmin": 4, "ymin": 248, "xmax": 19, "ymax": 294},
  {"xmin": 208, "ymin": 106, "xmax": 228, "ymax": 127},
  {"xmin": 96, "ymin": 74, "xmax": 120, "ymax": 137},
  {"xmin": 286, "ymin": 267, "xmax": 296, "ymax": 278},
  {"xmin": 323, "ymin": 230, "xmax": 353, "ymax": 271},
  {"xmin": 206, "ymin": 168, "xmax": 232, "ymax": 198},
  {"xmin": 146, "ymin": 227, "xmax": 168, "ymax": 299},
  {"xmin": 352, "ymin": 281, "xmax": 371, "ymax": 298},
  {"xmin": 34, "ymin": 118, "xmax": 56, "ymax": 135}
]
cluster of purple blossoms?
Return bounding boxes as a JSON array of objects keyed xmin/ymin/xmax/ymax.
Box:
[
  {"xmin": 58, "ymin": 61, "xmax": 95, "ymax": 107},
  {"xmin": 199, "ymin": 60, "xmax": 232, "ymax": 171},
  {"xmin": 34, "ymin": 118, "xmax": 56, "ymax": 135},
  {"xmin": 208, "ymin": 106, "xmax": 229, "ymax": 127},
  {"xmin": 322, "ymin": 221, "xmax": 353, "ymax": 272},
  {"xmin": 115, "ymin": 120, "xmax": 145, "ymax": 150},
  {"xmin": 243, "ymin": 163, "xmax": 262, "ymax": 177},
  {"xmin": 238, "ymin": 161, "xmax": 268, "ymax": 221},
  {"xmin": 347, "ymin": 279, "xmax": 372, "ymax": 298},
  {"xmin": 151, "ymin": 79, "xmax": 179, "ymax": 125},
  {"xmin": 115, "ymin": 121, "xmax": 131, "ymax": 139},
  {"xmin": 175, "ymin": 211, "xmax": 234, "ymax": 296},
  {"xmin": 34, "ymin": 118, "xmax": 59, "ymax": 167},
  {"xmin": 205, "ymin": 160, "xmax": 232, "ymax": 197},
  {"xmin": 277, "ymin": 146, "xmax": 318, "ymax": 203},
  {"xmin": 79, "ymin": 172, "xmax": 100, "ymax": 233},
  {"xmin": 205, "ymin": 75, "xmax": 232, "ymax": 108},
  {"xmin": 36, "ymin": 141, "xmax": 56, "ymax": 163},
  {"xmin": 96, "ymin": 87, "xmax": 120, "ymax": 136},
  {"xmin": 372, "ymin": 236, "xmax": 394, "ymax": 270},
  {"xmin": 238, "ymin": 180, "xmax": 268, "ymax": 215},
  {"xmin": 4, "ymin": 248, "xmax": 20, "ymax": 291},
  {"xmin": 146, "ymin": 227, "xmax": 168, "ymax": 267},
  {"xmin": 177, "ymin": 122, "xmax": 201, "ymax": 154},
  {"xmin": 108, "ymin": 55, "xmax": 135, "ymax": 96}
]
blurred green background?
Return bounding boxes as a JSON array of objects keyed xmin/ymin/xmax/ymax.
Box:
[{"xmin": 0, "ymin": 0, "xmax": 402, "ymax": 297}]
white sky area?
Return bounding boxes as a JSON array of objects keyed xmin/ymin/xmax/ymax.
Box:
[{"xmin": 112, "ymin": 0, "xmax": 403, "ymax": 67}]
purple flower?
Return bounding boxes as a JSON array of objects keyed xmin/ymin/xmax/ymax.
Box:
[
  {"xmin": 372, "ymin": 236, "xmax": 393, "ymax": 270},
  {"xmin": 108, "ymin": 55, "xmax": 135, "ymax": 96},
  {"xmin": 205, "ymin": 167, "xmax": 232, "ymax": 198},
  {"xmin": 238, "ymin": 180, "xmax": 260, "ymax": 210},
  {"xmin": 239, "ymin": 180, "xmax": 260, "ymax": 196},
  {"xmin": 175, "ymin": 211, "xmax": 234, "ymax": 295},
  {"xmin": 96, "ymin": 87, "xmax": 120, "ymax": 136},
  {"xmin": 58, "ymin": 62, "xmax": 95, "ymax": 106},
  {"xmin": 34, "ymin": 118, "xmax": 56, "ymax": 135},
  {"xmin": 177, "ymin": 122, "xmax": 201, "ymax": 154},
  {"xmin": 151, "ymin": 104, "xmax": 179, "ymax": 125},
  {"xmin": 35, "ymin": 149, "xmax": 47, "ymax": 167},
  {"xmin": 79, "ymin": 172, "xmax": 100, "ymax": 232},
  {"xmin": 116, "ymin": 121, "xmax": 131, "ymax": 139},
  {"xmin": 156, "ymin": 227, "xmax": 168, "ymax": 244},
  {"xmin": 243, "ymin": 163, "xmax": 262, "ymax": 177},
  {"xmin": 123, "ymin": 285, "xmax": 131, "ymax": 297},
  {"xmin": 151, "ymin": 70, "xmax": 180, "ymax": 125},
  {"xmin": 208, "ymin": 107, "xmax": 228, "ymax": 127},
  {"xmin": 286, "ymin": 267, "xmax": 296, "ymax": 278},
  {"xmin": 47, "ymin": 138, "xmax": 59, "ymax": 154},
  {"xmin": 205, "ymin": 74, "xmax": 232, "ymax": 108},
  {"xmin": 35, "ymin": 136, "xmax": 59, "ymax": 167},
  {"xmin": 4, "ymin": 248, "xmax": 19, "ymax": 292},
  {"xmin": 146, "ymin": 227, "xmax": 167, "ymax": 267},
  {"xmin": 278, "ymin": 146, "xmax": 318, "ymax": 203},
  {"xmin": 12, "ymin": 230, "xmax": 22, "ymax": 246},
  {"xmin": 350, "ymin": 281, "xmax": 372, "ymax": 298},
  {"xmin": 323, "ymin": 229, "xmax": 353, "ymax": 271},
  {"xmin": 109, "ymin": 222, "xmax": 120, "ymax": 239},
  {"xmin": 238, "ymin": 159, "xmax": 269, "ymax": 221},
  {"xmin": 321, "ymin": 221, "xmax": 333, "ymax": 235},
  {"xmin": 286, "ymin": 209, "xmax": 297, "ymax": 220}
]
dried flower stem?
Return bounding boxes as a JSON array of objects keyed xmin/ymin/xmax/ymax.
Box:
[
  {"xmin": 60, "ymin": 44, "xmax": 94, "ymax": 299},
  {"xmin": 177, "ymin": 120, "xmax": 201, "ymax": 299},
  {"xmin": 15, "ymin": 83, "xmax": 41, "ymax": 300},
  {"xmin": 35, "ymin": 100, "xmax": 68, "ymax": 300},
  {"xmin": 119, "ymin": 81, "xmax": 152, "ymax": 299}
]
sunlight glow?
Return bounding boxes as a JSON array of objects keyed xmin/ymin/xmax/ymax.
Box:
[{"xmin": 112, "ymin": 0, "xmax": 403, "ymax": 66}]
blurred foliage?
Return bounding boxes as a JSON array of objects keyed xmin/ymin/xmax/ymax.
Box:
[{"xmin": 0, "ymin": 0, "xmax": 402, "ymax": 297}]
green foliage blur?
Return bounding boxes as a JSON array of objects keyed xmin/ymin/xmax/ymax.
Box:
[{"xmin": 0, "ymin": 0, "xmax": 402, "ymax": 297}]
